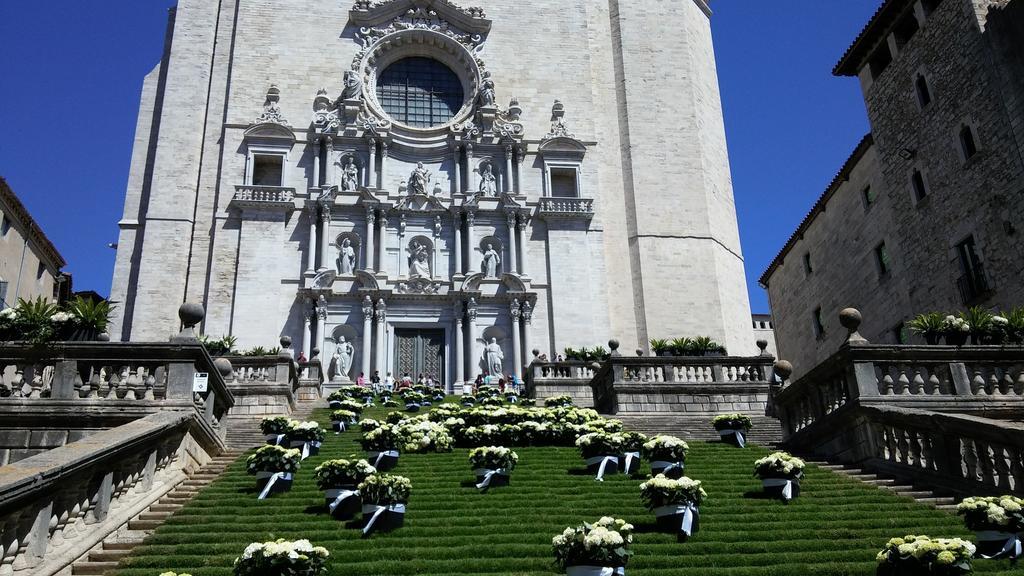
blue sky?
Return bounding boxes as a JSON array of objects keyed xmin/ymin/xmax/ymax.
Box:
[{"xmin": 0, "ymin": 1, "xmax": 878, "ymax": 313}]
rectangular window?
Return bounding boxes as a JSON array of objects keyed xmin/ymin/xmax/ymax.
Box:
[
  {"xmin": 549, "ymin": 168, "xmax": 579, "ymax": 198},
  {"xmin": 959, "ymin": 126, "xmax": 978, "ymax": 160},
  {"xmin": 915, "ymin": 75, "xmax": 932, "ymax": 108},
  {"xmin": 37, "ymin": 262, "xmax": 46, "ymax": 280},
  {"xmin": 812, "ymin": 306, "xmax": 825, "ymax": 339},
  {"xmin": 874, "ymin": 242, "xmax": 890, "ymax": 277},
  {"xmin": 252, "ymin": 154, "xmax": 284, "ymax": 187},
  {"xmin": 955, "ymin": 236, "xmax": 990, "ymax": 304},
  {"xmin": 803, "ymin": 253, "xmax": 813, "ymax": 276},
  {"xmin": 893, "ymin": 13, "xmax": 920, "ymax": 49},
  {"xmin": 869, "ymin": 45, "xmax": 893, "ymax": 78},
  {"xmin": 0, "ymin": 280, "xmax": 8, "ymax": 307},
  {"xmin": 1, "ymin": 215, "xmax": 10, "ymax": 237},
  {"xmin": 862, "ymin": 185, "xmax": 876, "ymax": 210},
  {"xmin": 911, "ymin": 170, "xmax": 928, "ymax": 202}
]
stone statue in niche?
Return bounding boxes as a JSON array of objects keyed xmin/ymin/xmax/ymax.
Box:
[
  {"xmin": 482, "ymin": 243, "xmax": 501, "ymax": 278},
  {"xmin": 337, "ymin": 238, "xmax": 356, "ymax": 275},
  {"xmin": 409, "ymin": 241, "xmax": 431, "ymax": 278},
  {"xmin": 340, "ymin": 157, "xmax": 359, "ymax": 191},
  {"xmin": 478, "ymin": 78, "xmax": 496, "ymax": 107},
  {"xmin": 341, "ymin": 70, "xmax": 363, "ymax": 101},
  {"xmin": 483, "ymin": 337, "xmax": 504, "ymax": 376},
  {"xmin": 479, "ymin": 164, "xmax": 497, "ymax": 197},
  {"xmin": 408, "ymin": 162, "xmax": 432, "ymax": 196},
  {"xmin": 331, "ymin": 336, "xmax": 355, "ymax": 382}
]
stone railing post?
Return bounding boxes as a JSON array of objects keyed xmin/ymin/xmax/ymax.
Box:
[
  {"xmin": 51, "ymin": 359, "xmax": 79, "ymax": 399},
  {"xmin": 949, "ymin": 362, "xmax": 973, "ymax": 396},
  {"xmin": 25, "ymin": 501, "xmax": 54, "ymax": 568},
  {"xmin": 168, "ymin": 303, "xmax": 203, "ymax": 400},
  {"xmin": 711, "ymin": 363, "xmax": 725, "ymax": 383},
  {"xmin": 141, "ymin": 450, "xmax": 158, "ymax": 492}
]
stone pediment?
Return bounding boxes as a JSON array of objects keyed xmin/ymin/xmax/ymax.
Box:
[
  {"xmin": 350, "ymin": 0, "xmax": 491, "ymax": 37},
  {"xmin": 395, "ymin": 193, "xmax": 447, "ymax": 212},
  {"xmin": 244, "ymin": 122, "xmax": 296, "ymax": 144}
]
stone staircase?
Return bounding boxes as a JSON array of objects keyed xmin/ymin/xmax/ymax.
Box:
[
  {"xmin": 615, "ymin": 413, "xmax": 784, "ymax": 445},
  {"xmin": 803, "ymin": 459, "xmax": 959, "ymax": 512},
  {"xmin": 70, "ymin": 449, "xmax": 245, "ymax": 575},
  {"xmin": 224, "ymin": 400, "xmax": 325, "ymax": 449}
]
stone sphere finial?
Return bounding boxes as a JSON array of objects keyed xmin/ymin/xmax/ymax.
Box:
[
  {"xmin": 214, "ymin": 357, "xmax": 233, "ymax": 378},
  {"xmin": 756, "ymin": 339, "xmax": 769, "ymax": 355},
  {"xmin": 636, "ymin": 349, "xmax": 644, "ymax": 357},
  {"xmin": 839, "ymin": 307, "xmax": 869, "ymax": 345},
  {"xmin": 280, "ymin": 335, "xmax": 293, "ymax": 349},
  {"xmin": 608, "ymin": 339, "xmax": 619, "ymax": 351},
  {"xmin": 773, "ymin": 360, "xmax": 793, "ymax": 382},
  {"xmin": 532, "ymin": 349, "xmax": 540, "ymax": 358},
  {"xmin": 179, "ymin": 303, "xmax": 204, "ymax": 328}
]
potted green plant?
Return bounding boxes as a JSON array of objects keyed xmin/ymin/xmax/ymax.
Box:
[
  {"xmin": 552, "ymin": 517, "xmax": 633, "ymax": 576},
  {"xmin": 962, "ymin": 306, "xmax": 994, "ymax": 345},
  {"xmin": 942, "ymin": 315, "xmax": 970, "ymax": 346},
  {"xmin": 469, "ymin": 446, "xmax": 518, "ymax": 491},
  {"xmin": 1003, "ymin": 307, "xmax": 1024, "ymax": 345},
  {"xmin": 12, "ymin": 298, "xmax": 58, "ymax": 344},
  {"xmin": 639, "ymin": 475, "xmax": 706, "ymax": 540},
  {"xmin": 285, "ymin": 420, "xmax": 325, "ymax": 459},
  {"xmin": 908, "ymin": 312, "xmax": 946, "ymax": 345},
  {"xmin": 358, "ymin": 474, "xmax": 412, "ymax": 535},
  {"xmin": 360, "ymin": 424, "xmax": 402, "ymax": 471},
  {"xmin": 246, "ymin": 445, "xmax": 301, "ymax": 499},
  {"xmin": 956, "ymin": 496, "xmax": 1023, "ymax": 559},
  {"xmin": 876, "ymin": 535, "xmax": 975, "ymax": 575},
  {"xmin": 331, "ymin": 409, "xmax": 358, "ymax": 433},
  {"xmin": 233, "ymin": 539, "xmax": 329, "ymax": 576},
  {"xmin": 314, "ymin": 459, "xmax": 376, "ymax": 520},
  {"xmin": 576, "ymin": 432, "xmax": 622, "ymax": 481},
  {"xmin": 753, "ymin": 452, "xmax": 804, "ymax": 502},
  {"xmin": 650, "ymin": 338, "xmax": 670, "ymax": 357},
  {"xmin": 617, "ymin": 431, "xmax": 647, "ymax": 475},
  {"xmin": 669, "ymin": 337, "xmax": 692, "ymax": 357},
  {"xmin": 712, "ymin": 413, "xmax": 753, "ymax": 447},
  {"xmin": 259, "ymin": 417, "xmax": 291, "ymax": 445},
  {"xmin": 642, "ymin": 435, "xmax": 689, "ymax": 479}
]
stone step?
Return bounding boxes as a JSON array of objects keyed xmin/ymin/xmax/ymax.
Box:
[
  {"xmin": 128, "ymin": 519, "xmax": 163, "ymax": 531},
  {"xmin": 149, "ymin": 503, "xmax": 183, "ymax": 513},
  {"xmin": 137, "ymin": 512, "xmax": 172, "ymax": 521},
  {"xmin": 916, "ymin": 497, "xmax": 958, "ymax": 506},
  {"xmin": 87, "ymin": 549, "xmax": 131, "ymax": 563},
  {"xmin": 100, "ymin": 539, "xmax": 144, "ymax": 551},
  {"xmin": 72, "ymin": 561, "xmax": 119, "ymax": 575}
]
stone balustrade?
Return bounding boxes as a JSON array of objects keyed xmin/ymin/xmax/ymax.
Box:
[
  {"xmin": 536, "ymin": 197, "xmax": 594, "ymax": 219},
  {"xmin": 0, "ymin": 412, "xmax": 214, "ymax": 575},
  {"xmin": 219, "ymin": 354, "xmax": 301, "ymax": 419},
  {"xmin": 230, "ymin": 185, "xmax": 297, "ymax": 209},
  {"xmin": 528, "ymin": 361, "xmax": 597, "ymax": 407}
]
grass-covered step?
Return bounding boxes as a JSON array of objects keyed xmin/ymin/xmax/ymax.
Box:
[{"xmin": 113, "ymin": 404, "xmax": 1019, "ymax": 576}]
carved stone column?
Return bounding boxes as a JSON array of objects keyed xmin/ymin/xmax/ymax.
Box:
[
  {"xmin": 315, "ymin": 296, "xmax": 328, "ymax": 358},
  {"xmin": 505, "ymin": 144, "xmax": 514, "ymax": 194},
  {"xmin": 398, "ymin": 214, "xmax": 407, "ymax": 274},
  {"xmin": 318, "ymin": 208, "xmax": 331, "ymax": 272},
  {"xmin": 466, "ymin": 210, "xmax": 477, "ymax": 273},
  {"xmin": 432, "ymin": 215, "xmax": 442, "ymax": 279},
  {"xmin": 380, "ymin": 142, "xmax": 390, "ymax": 190},
  {"xmin": 305, "ymin": 203, "xmax": 317, "ymax": 274},
  {"xmin": 466, "ymin": 143, "xmax": 477, "ymax": 193},
  {"xmin": 510, "ymin": 299, "xmax": 523, "ymax": 380},
  {"xmin": 375, "ymin": 299, "xmax": 387, "ymax": 376},
  {"xmin": 454, "ymin": 301, "xmax": 465, "ymax": 391},
  {"xmin": 324, "ymin": 136, "xmax": 334, "ymax": 187},
  {"xmin": 361, "ymin": 296, "xmax": 373, "ymax": 380},
  {"xmin": 506, "ymin": 211, "xmax": 519, "ymax": 275},
  {"xmin": 367, "ymin": 138, "xmax": 377, "ymax": 188},
  {"xmin": 517, "ymin": 213, "xmax": 529, "ymax": 276},
  {"xmin": 453, "ymin": 210, "xmax": 463, "ymax": 274},
  {"xmin": 313, "ymin": 137, "xmax": 322, "ymax": 187},
  {"xmin": 521, "ymin": 301, "xmax": 533, "ymax": 373},
  {"xmin": 466, "ymin": 298, "xmax": 478, "ymax": 381},
  {"xmin": 377, "ymin": 211, "xmax": 388, "ymax": 273},
  {"xmin": 364, "ymin": 208, "xmax": 376, "ymax": 272},
  {"xmin": 302, "ymin": 299, "xmax": 313, "ymax": 360},
  {"xmin": 514, "ymin": 145, "xmax": 522, "ymax": 194},
  {"xmin": 452, "ymin": 144, "xmax": 462, "ymax": 195}
]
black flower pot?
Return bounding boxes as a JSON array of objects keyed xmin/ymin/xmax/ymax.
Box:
[
  {"xmin": 654, "ymin": 503, "xmax": 700, "ymax": 540},
  {"xmin": 584, "ymin": 455, "xmax": 619, "ymax": 478},
  {"xmin": 324, "ymin": 487, "xmax": 361, "ymax": 520},
  {"xmin": 367, "ymin": 450, "xmax": 399, "ymax": 472},
  {"xmin": 650, "ymin": 460, "xmax": 685, "ymax": 479},
  {"xmin": 473, "ymin": 469, "xmax": 510, "ymax": 489},
  {"xmin": 924, "ymin": 334, "xmax": 941, "ymax": 345},
  {"xmin": 761, "ymin": 476, "xmax": 801, "ymax": 501},
  {"xmin": 617, "ymin": 452, "xmax": 641, "ymax": 475},
  {"xmin": 362, "ymin": 503, "xmax": 405, "ymax": 534},
  {"xmin": 945, "ymin": 333, "xmax": 968, "ymax": 346},
  {"xmin": 255, "ymin": 471, "xmax": 293, "ymax": 496}
]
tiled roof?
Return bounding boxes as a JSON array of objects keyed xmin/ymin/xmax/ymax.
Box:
[
  {"xmin": 758, "ymin": 134, "xmax": 874, "ymax": 287},
  {"xmin": 0, "ymin": 176, "xmax": 67, "ymax": 271},
  {"xmin": 834, "ymin": 0, "xmax": 915, "ymax": 76}
]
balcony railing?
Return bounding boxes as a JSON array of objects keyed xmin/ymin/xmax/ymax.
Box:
[
  {"xmin": 537, "ymin": 197, "xmax": 594, "ymax": 219},
  {"xmin": 231, "ymin": 185, "xmax": 297, "ymax": 210},
  {"xmin": 957, "ymin": 267, "xmax": 992, "ymax": 305}
]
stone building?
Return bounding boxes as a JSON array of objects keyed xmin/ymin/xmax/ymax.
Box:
[
  {"xmin": 0, "ymin": 177, "xmax": 66, "ymax": 307},
  {"xmin": 761, "ymin": 0, "xmax": 1024, "ymax": 377},
  {"xmin": 109, "ymin": 0, "xmax": 755, "ymax": 388}
]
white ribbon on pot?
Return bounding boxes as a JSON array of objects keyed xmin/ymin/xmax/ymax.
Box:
[
  {"xmin": 473, "ymin": 468, "xmax": 509, "ymax": 490},
  {"xmin": 565, "ymin": 566, "xmax": 624, "ymax": 576},
  {"xmin": 361, "ymin": 503, "xmax": 406, "ymax": 535},
  {"xmin": 650, "ymin": 461, "xmax": 684, "ymax": 475},
  {"xmin": 719, "ymin": 429, "xmax": 746, "ymax": 448},
  {"xmin": 622, "ymin": 452, "xmax": 639, "ymax": 472},
  {"xmin": 976, "ymin": 531, "xmax": 1022, "ymax": 559},
  {"xmin": 586, "ymin": 455, "xmax": 619, "ymax": 482},
  {"xmin": 333, "ymin": 421, "xmax": 346, "ymax": 435},
  {"xmin": 328, "ymin": 400, "xmax": 343, "ymax": 409},
  {"xmin": 762, "ymin": 478, "xmax": 796, "ymax": 501},
  {"xmin": 265, "ymin": 433, "xmax": 285, "ymax": 446},
  {"xmin": 325, "ymin": 488, "xmax": 359, "ymax": 513},
  {"xmin": 256, "ymin": 471, "xmax": 293, "ymax": 500},
  {"xmin": 654, "ymin": 503, "xmax": 700, "ymax": 537},
  {"xmin": 372, "ymin": 450, "xmax": 400, "ymax": 469}
]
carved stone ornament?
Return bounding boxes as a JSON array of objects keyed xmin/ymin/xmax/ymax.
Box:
[
  {"xmin": 352, "ymin": 1, "xmax": 489, "ymax": 56},
  {"xmin": 510, "ymin": 298, "xmax": 522, "ymax": 320},
  {"xmin": 341, "ymin": 70, "xmax": 364, "ymax": 101},
  {"xmin": 396, "ymin": 277, "xmax": 442, "ymax": 295},
  {"xmin": 542, "ymin": 99, "xmax": 575, "ymax": 141},
  {"xmin": 376, "ymin": 298, "xmax": 388, "ymax": 320},
  {"xmin": 312, "ymin": 270, "xmax": 337, "ymax": 289},
  {"xmin": 316, "ymin": 296, "xmax": 329, "ymax": 320},
  {"xmin": 256, "ymin": 85, "xmax": 290, "ymax": 126},
  {"xmin": 521, "ymin": 300, "xmax": 533, "ymax": 323},
  {"xmin": 466, "ymin": 297, "xmax": 478, "ymax": 321},
  {"xmin": 362, "ymin": 295, "xmax": 374, "ymax": 319}
]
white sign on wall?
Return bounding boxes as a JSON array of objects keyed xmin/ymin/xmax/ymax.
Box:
[{"xmin": 193, "ymin": 372, "xmax": 209, "ymax": 393}]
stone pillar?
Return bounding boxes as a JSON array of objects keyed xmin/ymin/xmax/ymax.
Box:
[
  {"xmin": 521, "ymin": 301, "xmax": 534, "ymax": 372},
  {"xmin": 305, "ymin": 203, "xmax": 317, "ymax": 274},
  {"xmin": 380, "ymin": 142, "xmax": 390, "ymax": 190},
  {"xmin": 302, "ymin": 300, "xmax": 313, "ymax": 360},
  {"xmin": 432, "ymin": 215, "xmax": 442, "ymax": 279},
  {"xmin": 364, "ymin": 207, "xmax": 376, "ymax": 272},
  {"xmin": 377, "ymin": 211, "xmax": 388, "ymax": 273},
  {"xmin": 514, "ymin": 146, "xmax": 522, "ymax": 194},
  {"xmin": 323, "ymin": 136, "xmax": 333, "ymax": 187},
  {"xmin": 453, "ymin": 210, "xmax": 463, "ymax": 274},
  {"xmin": 516, "ymin": 213, "xmax": 528, "ymax": 276},
  {"xmin": 398, "ymin": 214, "xmax": 407, "ymax": 274},
  {"xmin": 466, "ymin": 210, "xmax": 477, "ymax": 273},
  {"xmin": 454, "ymin": 301, "xmax": 465, "ymax": 391},
  {"xmin": 505, "ymin": 144, "xmax": 514, "ymax": 194},
  {"xmin": 510, "ymin": 299, "xmax": 523, "ymax": 380},
  {"xmin": 313, "ymin": 138, "xmax": 322, "ymax": 187},
  {"xmin": 375, "ymin": 299, "xmax": 387, "ymax": 376},
  {"xmin": 361, "ymin": 296, "xmax": 373, "ymax": 380},
  {"xmin": 466, "ymin": 298, "xmax": 478, "ymax": 381},
  {"xmin": 506, "ymin": 211, "xmax": 518, "ymax": 275},
  {"xmin": 367, "ymin": 138, "xmax": 377, "ymax": 188},
  {"xmin": 466, "ymin": 144, "xmax": 477, "ymax": 193},
  {"xmin": 315, "ymin": 296, "xmax": 328, "ymax": 356},
  {"xmin": 452, "ymin": 145, "xmax": 462, "ymax": 194},
  {"xmin": 318, "ymin": 209, "xmax": 331, "ymax": 272}
]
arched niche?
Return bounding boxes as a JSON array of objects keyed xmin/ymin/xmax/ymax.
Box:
[
  {"xmin": 407, "ymin": 235, "xmax": 434, "ymax": 278},
  {"xmin": 475, "ymin": 157, "xmax": 499, "ymax": 197},
  {"xmin": 478, "ymin": 326, "xmax": 509, "ymax": 378},
  {"xmin": 479, "ymin": 236, "xmax": 503, "ymax": 278},
  {"xmin": 335, "ymin": 232, "xmax": 362, "ymax": 275},
  {"xmin": 327, "ymin": 324, "xmax": 359, "ymax": 382},
  {"xmin": 336, "ymin": 152, "xmax": 364, "ymax": 192}
]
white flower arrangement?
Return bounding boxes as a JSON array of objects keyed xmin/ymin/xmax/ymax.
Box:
[
  {"xmin": 641, "ymin": 435, "xmax": 689, "ymax": 462},
  {"xmin": 331, "ymin": 409, "xmax": 359, "ymax": 423},
  {"xmin": 359, "ymin": 418, "xmax": 381, "ymax": 433},
  {"xmin": 49, "ymin": 311, "xmax": 74, "ymax": 323},
  {"xmin": 552, "ymin": 517, "xmax": 634, "ymax": 571},
  {"xmin": 711, "ymin": 413, "xmax": 753, "ymax": 431},
  {"xmin": 993, "ymin": 315, "xmax": 1009, "ymax": 326},
  {"xmin": 876, "ymin": 535, "xmax": 975, "ymax": 575},
  {"xmin": 943, "ymin": 315, "xmax": 971, "ymax": 333},
  {"xmin": 234, "ymin": 539, "xmax": 329, "ymax": 576},
  {"xmin": 639, "ymin": 474, "xmax": 707, "ymax": 510},
  {"xmin": 753, "ymin": 452, "xmax": 805, "ymax": 479},
  {"xmin": 360, "ymin": 424, "xmax": 403, "ymax": 452},
  {"xmin": 575, "ymin": 432, "xmax": 623, "ymax": 459},
  {"xmin": 246, "ymin": 445, "xmax": 302, "ymax": 474},
  {"xmin": 313, "ymin": 458, "xmax": 376, "ymax": 490},
  {"xmin": 468, "ymin": 446, "xmax": 519, "ymax": 472},
  {"xmin": 286, "ymin": 420, "xmax": 326, "ymax": 442},
  {"xmin": 545, "ymin": 395, "xmax": 574, "ymax": 408},
  {"xmin": 957, "ymin": 495, "xmax": 1024, "ymax": 532},
  {"xmin": 158, "ymin": 573, "xmax": 192, "ymax": 576},
  {"xmin": 396, "ymin": 419, "xmax": 454, "ymax": 453},
  {"xmin": 0, "ymin": 308, "xmax": 18, "ymax": 320},
  {"xmin": 259, "ymin": 416, "xmax": 292, "ymax": 435},
  {"xmin": 358, "ymin": 474, "xmax": 412, "ymax": 505}
]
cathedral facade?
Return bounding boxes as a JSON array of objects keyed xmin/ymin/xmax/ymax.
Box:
[{"xmin": 110, "ymin": 0, "xmax": 754, "ymax": 388}]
